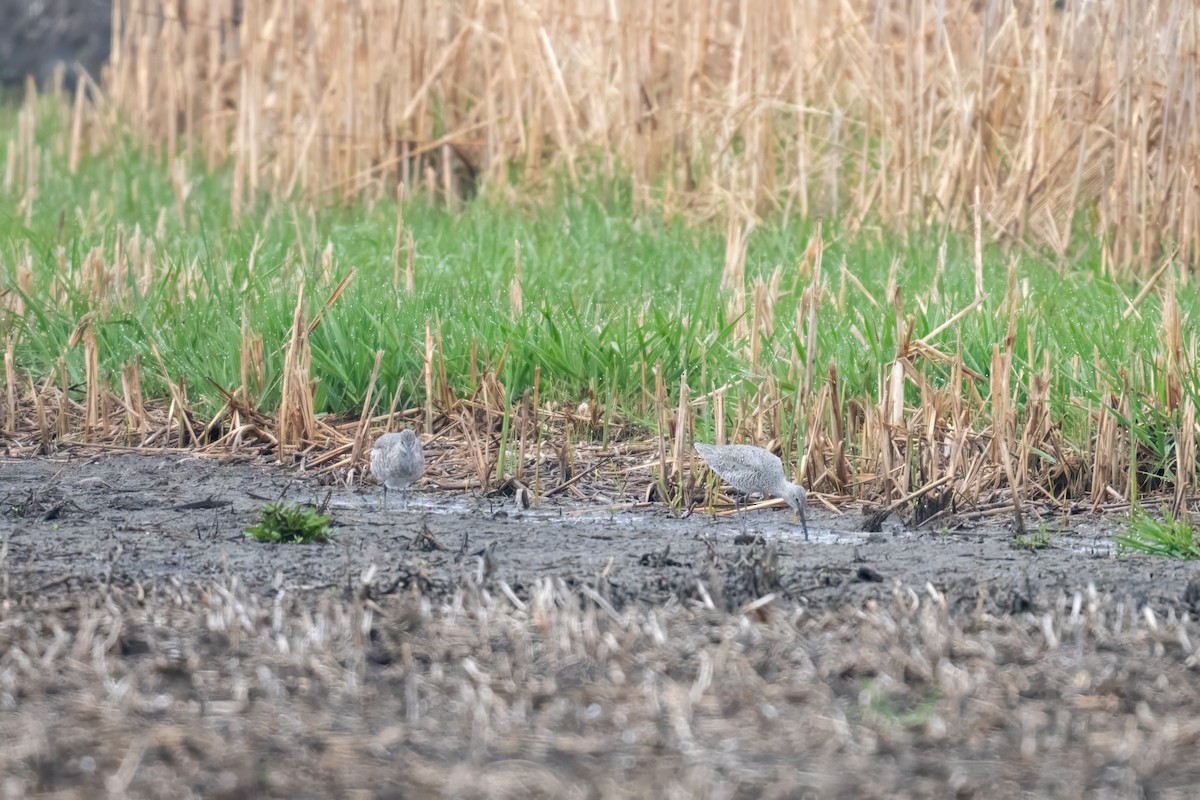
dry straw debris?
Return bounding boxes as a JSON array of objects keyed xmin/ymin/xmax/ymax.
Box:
[
  {"xmin": 104, "ymin": 0, "xmax": 1200, "ymax": 268},
  {"xmin": 2, "ymin": 575, "xmax": 1200, "ymax": 795}
]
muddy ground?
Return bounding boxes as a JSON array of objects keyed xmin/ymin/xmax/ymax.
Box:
[
  {"xmin": 3, "ymin": 449, "xmax": 1197, "ymax": 615},
  {"xmin": 4, "ymin": 449, "xmax": 1200, "ymax": 798}
]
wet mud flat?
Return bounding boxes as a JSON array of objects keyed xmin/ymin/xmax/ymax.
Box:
[
  {"xmin": 3, "ymin": 450, "xmax": 1200, "ymax": 797},
  {"xmin": 3, "ymin": 450, "xmax": 1198, "ymax": 614}
]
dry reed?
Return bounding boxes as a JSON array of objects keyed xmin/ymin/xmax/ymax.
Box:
[{"xmin": 99, "ymin": 0, "xmax": 1200, "ymax": 270}]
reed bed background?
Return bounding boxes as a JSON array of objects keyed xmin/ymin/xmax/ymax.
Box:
[
  {"xmin": 103, "ymin": 0, "xmax": 1200, "ymax": 270},
  {"xmin": 2, "ymin": 0, "xmax": 1200, "ymax": 523}
]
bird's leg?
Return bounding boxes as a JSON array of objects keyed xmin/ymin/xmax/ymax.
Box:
[{"xmin": 381, "ymin": 484, "xmax": 389, "ymax": 511}]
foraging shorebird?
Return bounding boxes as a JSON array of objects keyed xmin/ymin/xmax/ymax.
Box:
[
  {"xmin": 371, "ymin": 429, "xmax": 425, "ymax": 509},
  {"xmin": 693, "ymin": 442, "xmax": 809, "ymax": 540}
]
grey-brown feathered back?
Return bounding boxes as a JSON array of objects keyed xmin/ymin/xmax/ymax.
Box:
[
  {"xmin": 693, "ymin": 442, "xmax": 787, "ymax": 497},
  {"xmin": 371, "ymin": 429, "xmax": 425, "ymax": 491}
]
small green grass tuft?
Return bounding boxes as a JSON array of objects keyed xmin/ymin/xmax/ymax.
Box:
[
  {"xmin": 858, "ymin": 679, "xmax": 942, "ymax": 729},
  {"xmin": 246, "ymin": 502, "xmax": 333, "ymax": 544},
  {"xmin": 1014, "ymin": 525, "xmax": 1058, "ymax": 551},
  {"xmin": 1116, "ymin": 505, "xmax": 1200, "ymax": 560}
]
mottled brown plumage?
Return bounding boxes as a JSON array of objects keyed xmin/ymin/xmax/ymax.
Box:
[
  {"xmin": 694, "ymin": 442, "xmax": 809, "ymax": 540},
  {"xmin": 371, "ymin": 429, "xmax": 425, "ymax": 509}
]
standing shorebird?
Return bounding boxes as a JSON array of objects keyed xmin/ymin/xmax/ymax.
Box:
[
  {"xmin": 371, "ymin": 429, "xmax": 425, "ymax": 509},
  {"xmin": 693, "ymin": 442, "xmax": 809, "ymax": 540}
]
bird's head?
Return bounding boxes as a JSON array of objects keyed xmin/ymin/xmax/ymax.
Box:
[
  {"xmin": 783, "ymin": 482, "xmax": 810, "ymax": 540},
  {"xmin": 781, "ymin": 482, "xmax": 807, "ymax": 513}
]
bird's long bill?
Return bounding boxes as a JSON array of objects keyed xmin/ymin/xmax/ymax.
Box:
[{"xmin": 798, "ymin": 504, "xmax": 809, "ymax": 541}]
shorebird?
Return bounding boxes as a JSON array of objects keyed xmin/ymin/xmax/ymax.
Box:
[
  {"xmin": 371, "ymin": 429, "xmax": 425, "ymax": 509},
  {"xmin": 693, "ymin": 442, "xmax": 809, "ymax": 540}
]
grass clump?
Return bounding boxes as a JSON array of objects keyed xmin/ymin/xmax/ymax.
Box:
[
  {"xmin": 246, "ymin": 502, "xmax": 332, "ymax": 544},
  {"xmin": 1116, "ymin": 506, "xmax": 1200, "ymax": 560},
  {"xmin": 1014, "ymin": 526, "xmax": 1058, "ymax": 551}
]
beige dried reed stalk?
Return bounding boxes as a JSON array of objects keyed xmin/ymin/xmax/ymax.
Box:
[
  {"xmin": 747, "ymin": 277, "xmax": 767, "ymax": 371},
  {"xmin": 674, "ymin": 372, "xmax": 689, "ymax": 501},
  {"xmin": 65, "ymin": 313, "xmax": 97, "ymax": 437},
  {"xmin": 1015, "ymin": 361, "xmax": 1052, "ymax": 491},
  {"xmin": 1091, "ymin": 391, "xmax": 1130, "ymax": 508},
  {"xmin": 721, "ymin": 217, "xmax": 754, "ymax": 292},
  {"xmin": 509, "ymin": 239, "xmax": 523, "ymax": 318},
  {"xmin": 803, "ymin": 223, "xmax": 824, "ymax": 400},
  {"xmin": 1158, "ymin": 271, "xmax": 1185, "ymax": 413},
  {"xmin": 3, "ymin": 337, "xmax": 15, "ymax": 432},
  {"xmin": 82, "ymin": 323, "xmax": 99, "ymax": 436},
  {"xmin": 713, "ymin": 385, "xmax": 727, "ymax": 447},
  {"xmin": 120, "ymin": 358, "xmax": 146, "ymax": 436},
  {"xmin": 277, "ymin": 285, "xmax": 317, "ymax": 453},
  {"xmin": 320, "ymin": 242, "xmax": 333, "ymax": 286},
  {"xmin": 350, "ymin": 350, "xmax": 385, "ymax": 476},
  {"xmin": 146, "ymin": 339, "xmax": 198, "ymax": 448},
  {"xmin": 68, "ymin": 77, "xmax": 86, "ymax": 174},
  {"xmin": 405, "ymin": 231, "xmax": 416, "ymax": 296},
  {"xmin": 383, "ymin": 379, "xmax": 405, "ymax": 434},
  {"xmin": 652, "ymin": 364, "xmax": 672, "ymax": 504},
  {"xmin": 424, "ymin": 319, "xmax": 434, "ymax": 436},
  {"xmin": 1173, "ymin": 398, "xmax": 1196, "ymax": 518},
  {"xmin": 32, "ymin": 376, "xmax": 49, "ymax": 451},
  {"xmin": 434, "ymin": 316, "xmax": 453, "ymax": 412},
  {"xmin": 239, "ymin": 318, "xmax": 264, "ymax": 407}
]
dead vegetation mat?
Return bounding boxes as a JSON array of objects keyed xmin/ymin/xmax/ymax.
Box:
[{"xmin": 3, "ymin": 571, "xmax": 1200, "ymax": 798}]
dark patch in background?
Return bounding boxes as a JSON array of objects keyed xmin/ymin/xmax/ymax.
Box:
[{"xmin": 0, "ymin": 0, "xmax": 112, "ymax": 90}]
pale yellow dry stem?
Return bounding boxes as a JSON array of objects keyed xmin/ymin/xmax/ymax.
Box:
[
  {"xmin": 973, "ymin": 186, "xmax": 984, "ymax": 301},
  {"xmin": 424, "ymin": 319, "xmax": 434, "ymax": 437},
  {"xmin": 351, "ymin": 351, "xmax": 385, "ymax": 479},
  {"xmin": 405, "ymin": 231, "xmax": 416, "ymax": 296},
  {"xmin": 320, "ymin": 242, "xmax": 333, "ymax": 286},
  {"xmin": 120, "ymin": 358, "xmax": 145, "ymax": 437},
  {"xmin": 1091, "ymin": 391, "xmax": 1130, "ymax": 509},
  {"xmin": 1016, "ymin": 360, "xmax": 1052, "ymax": 491},
  {"xmin": 803, "ymin": 223, "xmax": 823, "ymax": 400},
  {"xmin": 68, "ymin": 77, "xmax": 85, "ymax": 174},
  {"xmin": 4, "ymin": 336, "xmax": 15, "ymax": 432},
  {"xmin": 1173, "ymin": 398, "xmax": 1197, "ymax": 518},
  {"xmin": 393, "ymin": 197, "xmax": 405, "ymax": 293},
  {"xmin": 515, "ymin": 389, "xmax": 530, "ymax": 483},
  {"xmin": 384, "ymin": 380, "xmax": 405, "ymax": 438},
  {"xmin": 1160, "ymin": 275, "xmax": 1184, "ymax": 413},
  {"xmin": 509, "ymin": 239, "xmax": 523, "ymax": 319},
  {"xmin": 674, "ymin": 372, "xmax": 689, "ymax": 502},
  {"xmin": 277, "ymin": 284, "xmax": 316, "ymax": 453},
  {"xmin": 713, "ymin": 386, "xmax": 726, "ymax": 447},
  {"xmin": 239, "ymin": 317, "xmax": 264, "ymax": 408},
  {"xmin": 434, "ymin": 316, "xmax": 453, "ymax": 411},
  {"xmin": 307, "ymin": 270, "xmax": 357, "ymax": 337},
  {"xmin": 83, "ymin": 324, "xmax": 99, "ymax": 437},
  {"xmin": 653, "ymin": 364, "xmax": 671, "ymax": 503},
  {"xmin": 55, "ymin": 357, "xmax": 68, "ymax": 439}
]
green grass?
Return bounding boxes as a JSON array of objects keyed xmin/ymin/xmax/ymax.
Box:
[
  {"xmin": 1116, "ymin": 505, "xmax": 1200, "ymax": 560},
  {"xmin": 2, "ymin": 99, "xmax": 1200, "ymax": 472},
  {"xmin": 245, "ymin": 502, "xmax": 333, "ymax": 544},
  {"xmin": 1014, "ymin": 525, "xmax": 1059, "ymax": 551},
  {"xmin": 858, "ymin": 679, "xmax": 943, "ymax": 730}
]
